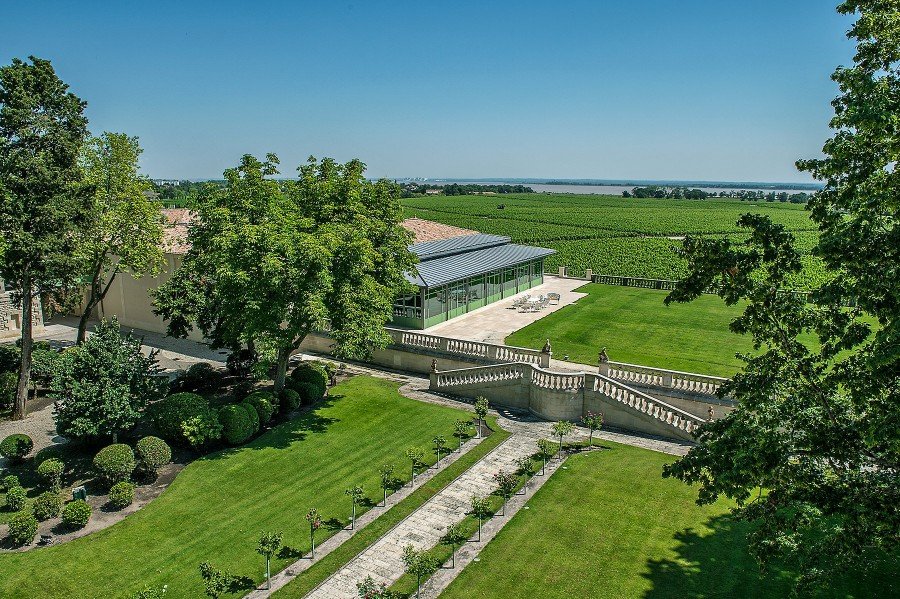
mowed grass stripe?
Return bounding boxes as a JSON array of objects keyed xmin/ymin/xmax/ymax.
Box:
[
  {"xmin": 440, "ymin": 442, "xmax": 887, "ymax": 599},
  {"xmin": 0, "ymin": 376, "xmax": 473, "ymax": 598},
  {"xmin": 273, "ymin": 417, "xmax": 510, "ymax": 598}
]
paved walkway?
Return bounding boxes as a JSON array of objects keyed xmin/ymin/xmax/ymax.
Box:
[{"xmin": 424, "ymin": 275, "xmax": 588, "ymax": 345}]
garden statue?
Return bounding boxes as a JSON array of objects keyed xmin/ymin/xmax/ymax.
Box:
[
  {"xmin": 431, "ymin": 358, "xmax": 438, "ymax": 373},
  {"xmin": 598, "ymin": 347, "xmax": 609, "ymax": 364},
  {"xmin": 708, "ymin": 406, "xmax": 714, "ymax": 420},
  {"xmin": 542, "ymin": 339, "xmax": 552, "ymax": 354}
]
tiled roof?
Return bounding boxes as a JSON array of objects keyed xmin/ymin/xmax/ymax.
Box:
[{"xmin": 401, "ymin": 217, "xmax": 477, "ymax": 243}]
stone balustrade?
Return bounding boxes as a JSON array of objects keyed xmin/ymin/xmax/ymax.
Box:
[
  {"xmin": 587, "ymin": 373, "xmax": 703, "ymax": 436},
  {"xmin": 386, "ymin": 327, "xmax": 548, "ymax": 367},
  {"xmin": 601, "ymin": 360, "xmax": 727, "ymax": 397},
  {"xmin": 429, "ymin": 361, "xmax": 704, "ymax": 442}
]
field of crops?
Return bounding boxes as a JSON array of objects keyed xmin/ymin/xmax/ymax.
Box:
[{"xmin": 402, "ymin": 194, "xmax": 828, "ymax": 290}]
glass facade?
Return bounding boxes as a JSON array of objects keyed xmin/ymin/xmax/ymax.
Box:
[{"xmin": 394, "ymin": 258, "xmax": 546, "ymax": 329}]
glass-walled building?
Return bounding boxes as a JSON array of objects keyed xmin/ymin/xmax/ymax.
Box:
[{"xmin": 392, "ymin": 233, "xmax": 555, "ymax": 329}]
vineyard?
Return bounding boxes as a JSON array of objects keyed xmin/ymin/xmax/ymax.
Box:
[{"xmin": 402, "ymin": 194, "xmax": 828, "ymax": 290}]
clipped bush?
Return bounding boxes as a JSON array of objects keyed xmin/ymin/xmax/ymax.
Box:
[
  {"xmin": 32, "ymin": 491, "xmax": 62, "ymax": 521},
  {"xmin": 171, "ymin": 362, "xmax": 224, "ymax": 394},
  {"xmin": 2, "ymin": 474, "xmax": 20, "ymax": 492},
  {"xmin": 244, "ymin": 391, "xmax": 275, "ymax": 424},
  {"xmin": 61, "ymin": 499, "xmax": 92, "ymax": 528},
  {"xmin": 33, "ymin": 444, "xmax": 66, "ymax": 465},
  {"xmin": 289, "ymin": 362, "xmax": 328, "ymax": 390},
  {"xmin": 135, "ymin": 436, "xmax": 171, "ymax": 474},
  {"xmin": 0, "ymin": 343, "xmax": 19, "ymax": 374},
  {"xmin": 226, "ymin": 348, "xmax": 257, "ymax": 378},
  {"xmin": 151, "ymin": 392, "xmax": 217, "ymax": 445},
  {"xmin": 181, "ymin": 412, "xmax": 223, "ymax": 450},
  {"xmin": 0, "ymin": 371, "xmax": 16, "ymax": 410},
  {"xmin": 108, "ymin": 481, "xmax": 135, "ymax": 510},
  {"xmin": 37, "ymin": 458, "xmax": 65, "ymax": 490},
  {"xmin": 5, "ymin": 485, "xmax": 27, "ymax": 512},
  {"xmin": 240, "ymin": 401, "xmax": 260, "ymax": 433},
  {"xmin": 279, "ymin": 388, "xmax": 301, "ymax": 413},
  {"xmin": 93, "ymin": 444, "xmax": 135, "ymax": 486},
  {"xmin": 294, "ymin": 381, "xmax": 325, "ymax": 406},
  {"xmin": 7, "ymin": 510, "xmax": 38, "ymax": 546},
  {"xmin": 0, "ymin": 433, "xmax": 33, "ymax": 462},
  {"xmin": 218, "ymin": 404, "xmax": 254, "ymax": 445}
]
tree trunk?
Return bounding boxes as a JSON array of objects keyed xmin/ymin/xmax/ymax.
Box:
[
  {"xmin": 273, "ymin": 346, "xmax": 291, "ymax": 394},
  {"xmin": 14, "ymin": 278, "xmax": 34, "ymax": 421},
  {"xmin": 76, "ymin": 303, "xmax": 93, "ymax": 345}
]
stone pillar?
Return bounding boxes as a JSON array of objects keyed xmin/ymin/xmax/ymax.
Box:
[
  {"xmin": 584, "ymin": 269, "xmax": 593, "ymax": 281},
  {"xmin": 558, "ymin": 266, "xmax": 567, "ymax": 277}
]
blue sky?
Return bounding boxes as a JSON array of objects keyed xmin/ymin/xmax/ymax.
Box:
[{"xmin": 2, "ymin": 1, "xmax": 854, "ymax": 182}]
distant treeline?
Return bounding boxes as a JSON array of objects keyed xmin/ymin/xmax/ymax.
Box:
[
  {"xmin": 151, "ymin": 179, "xmax": 225, "ymax": 202},
  {"xmin": 401, "ymin": 183, "xmax": 534, "ymax": 197},
  {"xmin": 624, "ymin": 186, "xmax": 810, "ymax": 204}
]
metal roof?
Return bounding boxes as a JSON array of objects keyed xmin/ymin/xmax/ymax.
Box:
[
  {"xmin": 409, "ymin": 233, "xmax": 510, "ymax": 261},
  {"xmin": 406, "ymin": 243, "xmax": 556, "ymax": 287}
]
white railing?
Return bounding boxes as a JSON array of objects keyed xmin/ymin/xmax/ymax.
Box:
[
  {"xmin": 386, "ymin": 328, "xmax": 548, "ymax": 367},
  {"xmin": 588, "ymin": 373, "xmax": 703, "ymax": 435},
  {"xmin": 530, "ymin": 369, "xmax": 584, "ymax": 391},
  {"xmin": 433, "ymin": 363, "xmax": 527, "ymax": 388},
  {"xmin": 602, "ymin": 361, "xmax": 727, "ymax": 397}
]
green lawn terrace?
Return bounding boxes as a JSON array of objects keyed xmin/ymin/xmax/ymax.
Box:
[
  {"xmin": 440, "ymin": 443, "xmax": 893, "ymax": 599},
  {"xmin": 0, "ymin": 376, "xmax": 474, "ymax": 598}
]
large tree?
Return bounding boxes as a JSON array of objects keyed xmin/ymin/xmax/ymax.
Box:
[
  {"xmin": 75, "ymin": 132, "xmax": 163, "ymax": 344},
  {"xmin": 662, "ymin": 2, "xmax": 899, "ymax": 593},
  {"xmin": 153, "ymin": 154, "xmax": 416, "ymax": 392},
  {"xmin": 0, "ymin": 56, "xmax": 91, "ymax": 420}
]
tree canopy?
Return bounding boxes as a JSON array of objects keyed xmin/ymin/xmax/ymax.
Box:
[
  {"xmin": 76, "ymin": 131, "xmax": 163, "ymax": 344},
  {"xmin": 0, "ymin": 56, "xmax": 91, "ymax": 419},
  {"xmin": 153, "ymin": 154, "xmax": 416, "ymax": 391},
  {"xmin": 662, "ymin": 2, "xmax": 900, "ymax": 592}
]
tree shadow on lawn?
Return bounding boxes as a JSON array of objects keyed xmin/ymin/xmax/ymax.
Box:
[
  {"xmin": 640, "ymin": 513, "xmax": 896, "ymax": 599},
  {"xmin": 641, "ymin": 513, "xmax": 793, "ymax": 599}
]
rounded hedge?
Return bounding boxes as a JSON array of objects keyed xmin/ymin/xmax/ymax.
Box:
[
  {"xmin": 5, "ymin": 485, "xmax": 26, "ymax": 512},
  {"xmin": 32, "ymin": 491, "xmax": 62, "ymax": 521},
  {"xmin": 240, "ymin": 401, "xmax": 260, "ymax": 434},
  {"xmin": 61, "ymin": 499, "xmax": 91, "ymax": 528},
  {"xmin": 0, "ymin": 371, "xmax": 17, "ymax": 410},
  {"xmin": 172, "ymin": 362, "xmax": 224, "ymax": 393},
  {"xmin": 2, "ymin": 474, "xmax": 20, "ymax": 492},
  {"xmin": 0, "ymin": 433, "xmax": 33, "ymax": 461},
  {"xmin": 135, "ymin": 436, "xmax": 171, "ymax": 473},
  {"xmin": 108, "ymin": 481, "xmax": 135, "ymax": 510},
  {"xmin": 37, "ymin": 458, "xmax": 65, "ymax": 490},
  {"xmin": 294, "ymin": 381, "xmax": 325, "ymax": 406},
  {"xmin": 7, "ymin": 510, "xmax": 38, "ymax": 546},
  {"xmin": 151, "ymin": 392, "xmax": 213, "ymax": 445},
  {"xmin": 219, "ymin": 404, "xmax": 254, "ymax": 445},
  {"xmin": 93, "ymin": 444, "xmax": 135, "ymax": 486},
  {"xmin": 279, "ymin": 388, "xmax": 301, "ymax": 413},
  {"xmin": 244, "ymin": 391, "xmax": 275, "ymax": 424},
  {"xmin": 289, "ymin": 362, "xmax": 328, "ymax": 390}
]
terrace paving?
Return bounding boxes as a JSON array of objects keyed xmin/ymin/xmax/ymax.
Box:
[{"xmin": 424, "ymin": 275, "xmax": 588, "ymax": 345}]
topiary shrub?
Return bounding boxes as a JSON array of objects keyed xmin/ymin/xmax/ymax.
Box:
[
  {"xmin": 92, "ymin": 444, "xmax": 135, "ymax": 486},
  {"xmin": 5, "ymin": 485, "xmax": 27, "ymax": 512},
  {"xmin": 107, "ymin": 481, "xmax": 135, "ymax": 510},
  {"xmin": 7, "ymin": 510, "xmax": 38, "ymax": 546},
  {"xmin": 279, "ymin": 388, "xmax": 301, "ymax": 413},
  {"xmin": 294, "ymin": 381, "xmax": 325, "ymax": 406},
  {"xmin": 0, "ymin": 433, "xmax": 33, "ymax": 462},
  {"xmin": 61, "ymin": 499, "xmax": 91, "ymax": 529},
  {"xmin": 289, "ymin": 362, "xmax": 328, "ymax": 390},
  {"xmin": 32, "ymin": 491, "xmax": 62, "ymax": 521},
  {"xmin": 218, "ymin": 404, "xmax": 254, "ymax": 445},
  {"xmin": 135, "ymin": 436, "xmax": 171, "ymax": 474},
  {"xmin": 2, "ymin": 474, "xmax": 20, "ymax": 492},
  {"xmin": 37, "ymin": 458, "xmax": 65, "ymax": 490},
  {"xmin": 180, "ymin": 411, "xmax": 223, "ymax": 451},
  {"xmin": 150, "ymin": 392, "xmax": 217, "ymax": 446},
  {"xmin": 171, "ymin": 362, "xmax": 224, "ymax": 394},
  {"xmin": 244, "ymin": 391, "xmax": 275, "ymax": 424},
  {"xmin": 0, "ymin": 371, "xmax": 17, "ymax": 411},
  {"xmin": 240, "ymin": 401, "xmax": 260, "ymax": 434}
]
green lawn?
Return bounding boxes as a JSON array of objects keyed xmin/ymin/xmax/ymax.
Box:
[
  {"xmin": 440, "ymin": 443, "xmax": 888, "ymax": 599},
  {"xmin": 0, "ymin": 376, "xmax": 473, "ymax": 598},
  {"xmin": 506, "ymin": 283, "xmax": 754, "ymax": 377}
]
